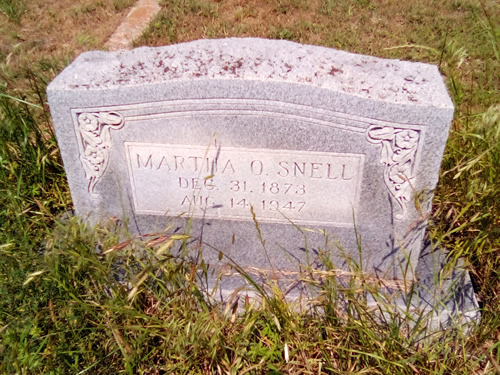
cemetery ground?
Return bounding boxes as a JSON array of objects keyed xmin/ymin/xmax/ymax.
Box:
[{"xmin": 0, "ymin": 0, "xmax": 498, "ymax": 373}]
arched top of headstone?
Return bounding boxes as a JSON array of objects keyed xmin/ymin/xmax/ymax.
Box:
[{"xmin": 49, "ymin": 38, "xmax": 452, "ymax": 108}]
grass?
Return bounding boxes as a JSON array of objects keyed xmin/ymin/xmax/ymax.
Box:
[
  {"xmin": 0, "ymin": 0, "xmax": 499, "ymax": 373},
  {"xmin": 0, "ymin": 0, "xmax": 24, "ymax": 23}
]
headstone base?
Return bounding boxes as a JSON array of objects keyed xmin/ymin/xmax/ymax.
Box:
[{"xmin": 206, "ymin": 237, "xmax": 480, "ymax": 336}]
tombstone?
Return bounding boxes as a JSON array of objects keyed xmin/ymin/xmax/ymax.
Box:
[{"xmin": 47, "ymin": 38, "xmax": 478, "ymax": 329}]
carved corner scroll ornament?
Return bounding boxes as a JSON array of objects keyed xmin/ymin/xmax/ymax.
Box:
[
  {"xmin": 77, "ymin": 112, "xmax": 124, "ymax": 198},
  {"xmin": 366, "ymin": 126, "xmax": 420, "ymax": 220}
]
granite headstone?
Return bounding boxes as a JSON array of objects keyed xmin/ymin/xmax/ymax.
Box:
[{"xmin": 47, "ymin": 39, "xmax": 478, "ymax": 327}]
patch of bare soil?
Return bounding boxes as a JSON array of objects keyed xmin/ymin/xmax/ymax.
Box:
[{"xmin": 106, "ymin": 0, "xmax": 160, "ymax": 50}]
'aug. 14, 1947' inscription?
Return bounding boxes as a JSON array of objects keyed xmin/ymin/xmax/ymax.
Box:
[{"xmin": 125, "ymin": 143, "xmax": 365, "ymax": 226}]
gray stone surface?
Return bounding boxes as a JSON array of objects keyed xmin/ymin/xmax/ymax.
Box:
[
  {"xmin": 216, "ymin": 238, "xmax": 480, "ymax": 335},
  {"xmin": 48, "ymin": 38, "xmax": 464, "ymax": 306},
  {"xmin": 409, "ymin": 240, "xmax": 479, "ymax": 333}
]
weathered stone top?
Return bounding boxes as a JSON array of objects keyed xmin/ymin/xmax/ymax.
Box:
[{"xmin": 48, "ymin": 38, "xmax": 453, "ymax": 108}]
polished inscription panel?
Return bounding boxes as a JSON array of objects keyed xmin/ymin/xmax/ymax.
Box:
[{"xmin": 126, "ymin": 142, "xmax": 364, "ymax": 226}]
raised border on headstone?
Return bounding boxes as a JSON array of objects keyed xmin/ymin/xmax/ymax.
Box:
[{"xmin": 47, "ymin": 39, "xmax": 478, "ymax": 326}]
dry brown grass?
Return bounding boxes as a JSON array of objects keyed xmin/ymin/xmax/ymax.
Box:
[
  {"xmin": 138, "ymin": 0, "xmax": 488, "ymax": 55},
  {"xmin": 0, "ymin": 0, "xmax": 134, "ymax": 74}
]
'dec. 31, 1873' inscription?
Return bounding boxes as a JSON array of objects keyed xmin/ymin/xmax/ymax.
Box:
[{"xmin": 125, "ymin": 143, "xmax": 364, "ymax": 226}]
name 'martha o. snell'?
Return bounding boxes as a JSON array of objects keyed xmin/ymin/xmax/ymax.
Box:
[{"xmin": 134, "ymin": 149, "xmax": 356, "ymax": 181}]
